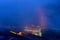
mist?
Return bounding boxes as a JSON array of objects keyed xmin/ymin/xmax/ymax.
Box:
[{"xmin": 0, "ymin": 0, "xmax": 60, "ymax": 32}]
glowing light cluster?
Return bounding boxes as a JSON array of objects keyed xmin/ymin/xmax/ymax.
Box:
[
  {"xmin": 10, "ymin": 31, "xmax": 22, "ymax": 36},
  {"xmin": 24, "ymin": 25, "xmax": 42, "ymax": 37},
  {"xmin": 17, "ymin": 32, "xmax": 22, "ymax": 36},
  {"xmin": 10, "ymin": 31, "xmax": 17, "ymax": 34},
  {"xmin": 10, "ymin": 24, "xmax": 42, "ymax": 37}
]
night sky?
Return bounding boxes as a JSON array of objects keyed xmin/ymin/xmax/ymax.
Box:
[{"xmin": 0, "ymin": 0, "xmax": 60, "ymax": 31}]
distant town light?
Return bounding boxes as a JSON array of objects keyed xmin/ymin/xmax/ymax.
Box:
[
  {"xmin": 24, "ymin": 25, "xmax": 42, "ymax": 37},
  {"xmin": 10, "ymin": 31, "xmax": 17, "ymax": 34},
  {"xmin": 10, "ymin": 31, "xmax": 23, "ymax": 36},
  {"xmin": 17, "ymin": 32, "xmax": 22, "ymax": 36}
]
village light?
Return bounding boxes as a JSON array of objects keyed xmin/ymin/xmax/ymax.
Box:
[
  {"xmin": 10, "ymin": 31, "xmax": 17, "ymax": 34},
  {"xmin": 17, "ymin": 32, "xmax": 23, "ymax": 36}
]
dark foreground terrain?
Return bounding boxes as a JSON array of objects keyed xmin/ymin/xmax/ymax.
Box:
[{"xmin": 0, "ymin": 29, "xmax": 60, "ymax": 40}]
